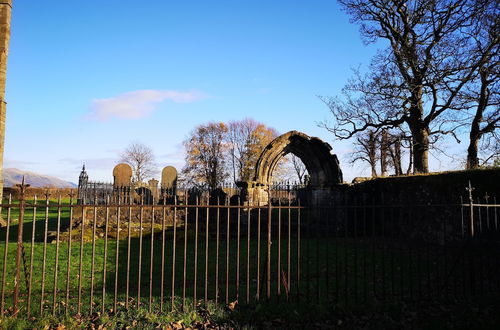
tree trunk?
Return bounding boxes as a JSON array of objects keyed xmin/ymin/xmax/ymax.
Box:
[
  {"xmin": 411, "ymin": 126, "xmax": 429, "ymax": 174},
  {"xmin": 466, "ymin": 69, "xmax": 489, "ymax": 169},
  {"xmin": 406, "ymin": 139, "xmax": 413, "ymax": 175},
  {"xmin": 391, "ymin": 136, "xmax": 403, "ymax": 175},
  {"xmin": 380, "ymin": 129, "xmax": 388, "ymax": 176},
  {"xmin": 368, "ymin": 131, "xmax": 377, "ymax": 177}
]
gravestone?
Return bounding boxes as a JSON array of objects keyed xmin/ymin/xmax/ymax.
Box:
[
  {"xmin": 161, "ymin": 166, "xmax": 177, "ymax": 201},
  {"xmin": 113, "ymin": 163, "xmax": 132, "ymax": 187},
  {"xmin": 148, "ymin": 178, "xmax": 159, "ymax": 202},
  {"xmin": 112, "ymin": 163, "xmax": 132, "ymax": 204}
]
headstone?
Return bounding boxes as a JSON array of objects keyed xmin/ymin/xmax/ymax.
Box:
[
  {"xmin": 161, "ymin": 166, "xmax": 178, "ymax": 202},
  {"xmin": 161, "ymin": 166, "xmax": 177, "ymax": 188},
  {"xmin": 113, "ymin": 163, "xmax": 132, "ymax": 187},
  {"xmin": 148, "ymin": 178, "xmax": 159, "ymax": 202}
]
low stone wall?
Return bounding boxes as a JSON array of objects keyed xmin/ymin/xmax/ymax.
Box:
[
  {"xmin": 327, "ymin": 168, "xmax": 500, "ymax": 243},
  {"xmin": 332, "ymin": 168, "xmax": 500, "ymax": 205}
]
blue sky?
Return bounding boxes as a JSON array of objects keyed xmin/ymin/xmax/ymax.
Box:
[{"xmin": 4, "ymin": 1, "xmax": 461, "ymax": 183}]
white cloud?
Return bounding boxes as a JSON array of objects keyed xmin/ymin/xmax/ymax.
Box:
[{"xmin": 87, "ymin": 89, "xmax": 208, "ymax": 121}]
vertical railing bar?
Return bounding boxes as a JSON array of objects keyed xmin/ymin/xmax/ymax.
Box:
[
  {"xmin": 246, "ymin": 202, "xmax": 250, "ymax": 304},
  {"xmin": 390, "ymin": 206, "xmax": 395, "ymax": 300},
  {"xmin": 477, "ymin": 197, "xmax": 482, "ymax": 234},
  {"xmin": 381, "ymin": 199, "xmax": 386, "ymax": 302},
  {"xmin": 182, "ymin": 193, "xmax": 187, "ymax": 311},
  {"xmin": 257, "ymin": 198, "xmax": 261, "ymax": 300},
  {"xmin": 316, "ymin": 204, "xmax": 321, "ymax": 303},
  {"xmin": 485, "ymin": 194, "xmax": 490, "ymax": 229},
  {"xmin": 204, "ymin": 197, "xmax": 209, "ymax": 306},
  {"xmin": 371, "ymin": 200, "xmax": 376, "ymax": 301},
  {"xmin": 89, "ymin": 198, "xmax": 98, "ymax": 315},
  {"xmin": 113, "ymin": 201, "xmax": 121, "ymax": 313},
  {"xmin": 297, "ymin": 199, "xmax": 301, "ymax": 302},
  {"xmin": 334, "ymin": 203, "xmax": 339, "ymax": 303},
  {"xmin": 494, "ymin": 197, "xmax": 498, "ymax": 230},
  {"xmin": 101, "ymin": 198, "xmax": 110, "ymax": 315},
  {"xmin": 354, "ymin": 201, "xmax": 359, "ymax": 304},
  {"xmin": 160, "ymin": 199, "xmax": 166, "ymax": 312},
  {"xmin": 266, "ymin": 194, "xmax": 271, "ymax": 300},
  {"xmin": 287, "ymin": 194, "xmax": 291, "ymax": 301},
  {"xmin": 236, "ymin": 196, "xmax": 241, "ymax": 301},
  {"xmin": 226, "ymin": 196, "xmax": 230, "ymax": 304},
  {"xmin": 52, "ymin": 194, "xmax": 62, "ymax": 316},
  {"xmin": 125, "ymin": 197, "xmax": 132, "ymax": 310},
  {"xmin": 148, "ymin": 205, "xmax": 155, "ymax": 312},
  {"xmin": 343, "ymin": 204, "xmax": 348, "ymax": 306},
  {"xmin": 362, "ymin": 200, "xmax": 367, "ymax": 302},
  {"xmin": 137, "ymin": 196, "xmax": 144, "ymax": 307},
  {"xmin": 277, "ymin": 198, "xmax": 281, "ymax": 298},
  {"xmin": 460, "ymin": 196, "xmax": 465, "ymax": 238},
  {"xmin": 307, "ymin": 201, "xmax": 312, "ymax": 303},
  {"xmin": 324, "ymin": 204, "xmax": 330, "ymax": 301},
  {"xmin": 13, "ymin": 183, "xmax": 28, "ymax": 317},
  {"xmin": 468, "ymin": 182, "xmax": 475, "ymax": 237},
  {"xmin": 194, "ymin": 196, "xmax": 199, "ymax": 307},
  {"xmin": 171, "ymin": 196, "xmax": 178, "ymax": 312},
  {"xmin": 65, "ymin": 193, "xmax": 74, "ymax": 315},
  {"xmin": 40, "ymin": 193, "xmax": 49, "ymax": 316},
  {"xmin": 27, "ymin": 195, "xmax": 38, "ymax": 316},
  {"xmin": 216, "ymin": 197, "xmax": 220, "ymax": 304},
  {"xmin": 77, "ymin": 195, "xmax": 85, "ymax": 315}
]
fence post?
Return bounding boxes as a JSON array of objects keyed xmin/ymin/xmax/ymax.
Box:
[
  {"xmin": 267, "ymin": 189, "xmax": 272, "ymax": 300},
  {"xmin": 13, "ymin": 176, "xmax": 29, "ymax": 317},
  {"xmin": 466, "ymin": 181, "xmax": 474, "ymax": 238}
]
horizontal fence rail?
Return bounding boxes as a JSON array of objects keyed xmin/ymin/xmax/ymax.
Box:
[{"xmin": 0, "ymin": 185, "xmax": 498, "ymax": 318}]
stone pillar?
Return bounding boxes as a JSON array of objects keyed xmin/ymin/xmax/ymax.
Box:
[{"xmin": 0, "ymin": 1, "xmax": 12, "ymax": 210}]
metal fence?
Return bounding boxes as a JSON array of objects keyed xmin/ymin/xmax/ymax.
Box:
[{"xmin": 0, "ymin": 182, "xmax": 498, "ymax": 318}]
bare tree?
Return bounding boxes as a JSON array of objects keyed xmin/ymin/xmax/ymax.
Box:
[
  {"xmin": 321, "ymin": 0, "xmax": 492, "ymax": 173},
  {"xmin": 120, "ymin": 142, "xmax": 157, "ymax": 183},
  {"xmin": 227, "ymin": 118, "xmax": 278, "ymax": 182},
  {"xmin": 462, "ymin": 3, "xmax": 500, "ymax": 169},
  {"xmin": 388, "ymin": 134, "xmax": 404, "ymax": 175},
  {"xmin": 350, "ymin": 129, "xmax": 379, "ymax": 177},
  {"xmin": 290, "ymin": 154, "xmax": 307, "ymax": 184},
  {"xmin": 183, "ymin": 122, "xmax": 228, "ymax": 190}
]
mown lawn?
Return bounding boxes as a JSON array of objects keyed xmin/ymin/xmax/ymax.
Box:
[{"xmin": 0, "ymin": 199, "xmax": 499, "ymax": 328}]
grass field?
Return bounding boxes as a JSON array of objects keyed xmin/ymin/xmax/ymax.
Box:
[{"xmin": 0, "ymin": 199, "xmax": 499, "ymax": 328}]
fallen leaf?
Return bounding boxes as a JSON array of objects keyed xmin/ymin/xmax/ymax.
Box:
[{"xmin": 228, "ymin": 300, "xmax": 238, "ymax": 311}]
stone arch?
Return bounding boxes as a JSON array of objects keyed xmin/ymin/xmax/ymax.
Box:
[{"xmin": 253, "ymin": 131, "xmax": 343, "ymax": 187}]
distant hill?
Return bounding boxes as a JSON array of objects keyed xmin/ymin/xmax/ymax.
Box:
[{"xmin": 3, "ymin": 168, "xmax": 77, "ymax": 188}]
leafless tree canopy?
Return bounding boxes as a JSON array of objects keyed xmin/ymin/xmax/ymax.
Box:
[
  {"xmin": 320, "ymin": 0, "xmax": 498, "ymax": 173},
  {"xmin": 119, "ymin": 142, "xmax": 157, "ymax": 183},
  {"xmin": 182, "ymin": 122, "xmax": 229, "ymax": 190},
  {"xmin": 460, "ymin": 1, "xmax": 500, "ymax": 168},
  {"xmin": 227, "ymin": 118, "xmax": 278, "ymax": 182}
]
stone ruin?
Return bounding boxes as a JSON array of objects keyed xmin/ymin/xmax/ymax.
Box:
[
  {"xmin": 77, "ymin": 131, "xmax": 344, "ymax": 208},
  {"xmin": 238, "ymin": 130, "xmax": 343, "ymax": 206},
  {"xmin": 67, "ymin": 131, "xmax": 344, "ymax": 241}
]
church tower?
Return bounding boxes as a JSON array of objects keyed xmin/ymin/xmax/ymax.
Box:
[{"xmin": 77, "ymin": 164, "xmax": 88, "ymax": 204}]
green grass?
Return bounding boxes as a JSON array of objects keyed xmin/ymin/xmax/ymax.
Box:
[{"xmin": 0, "ymin": 200, "xmax": 499, "ymax": 328}]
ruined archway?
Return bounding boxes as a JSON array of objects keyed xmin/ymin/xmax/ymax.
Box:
[
  {"xmin": 242, "ymin": 131, "xmax": 343, "ymax": 206},
  {"xmin": 253, "ymin": 131, "xmax": 343, "ymax": 187}
]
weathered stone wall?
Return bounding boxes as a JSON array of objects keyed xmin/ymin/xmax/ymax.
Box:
[
  {"xmin": 332, "ymin": 168, "xmax": 500, "ymax": 205},
  {"xmin": 328, "ymin": 169, "xmax": 500, "ymax": 243}
]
